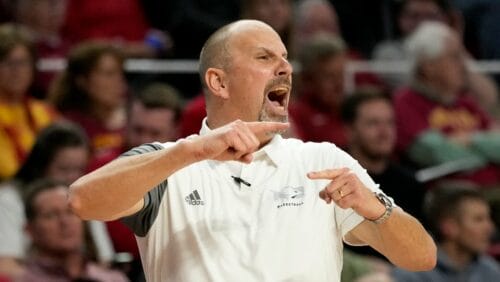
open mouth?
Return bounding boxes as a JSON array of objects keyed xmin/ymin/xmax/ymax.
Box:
[{"xmin": 266, "ymin": 86, "xmax": 289, "ymax": 108}]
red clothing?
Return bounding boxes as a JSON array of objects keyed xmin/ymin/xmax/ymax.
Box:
[
  {"xmin": 289, "ymin": 94, "xmax": 347, "ymax": 148},
  {"xmin": 180, "ymin": 94, "xmax": 207, "ymax": 138},
  {"xmin": 21, "ymin": 256, "xmax": 128, "ymax": 282},
  {"xmin": 394, "ymin": 86, "xmax": 491, "ymax": 152},
  {"xmin": 63, "ymin": 0, "xmax": 149, "ymax": 43},
  {"xmin": 394, "ymin": 86, "xmax": 499, "ymax": 186},
  {"xmin": 62, "ymin": 110, "xmax": 124, "ymax": 171}
]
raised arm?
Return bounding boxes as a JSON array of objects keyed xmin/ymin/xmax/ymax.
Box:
[
  {"xmin": 69, "ymin": 120, "xmax": 289, "ymax": 221},
  {"xmin": 308, "ymin": 168, "xmax": 437, "ymax": 271}
]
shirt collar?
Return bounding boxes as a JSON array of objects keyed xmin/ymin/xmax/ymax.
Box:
[{"xmin": 199, "ymin": 118, "xmax": 286, "ymax": 167}]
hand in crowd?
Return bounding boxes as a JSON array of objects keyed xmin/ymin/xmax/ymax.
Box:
[{"xmin": 308, "ymin": 168, "xmax": 385, "ymax": 220}]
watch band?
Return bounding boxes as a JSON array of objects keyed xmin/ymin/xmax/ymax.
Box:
[{"xmin": 370, "ymin": 192, "xmax": 393, "ymax": 224}]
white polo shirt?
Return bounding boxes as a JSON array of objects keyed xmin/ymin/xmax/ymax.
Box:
[{"xmin": 122, "ymin": 123, "xmax": 383, "ymax": 282}]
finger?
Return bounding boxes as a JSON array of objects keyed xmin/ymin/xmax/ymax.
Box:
[
  {"xmin": 235, "ymin": 122, "xmax": 260, "ymax": 151},
  {"xmin": 307, "ymin": 167, "xmax": 349, "ymax": 180},
  {"xmin": 319, "ymin": 189, "xmax": 332, "ymax": 204},
  {"xmin": 246, "ymin": 121, "xmax": 290, "ymax": 141}
]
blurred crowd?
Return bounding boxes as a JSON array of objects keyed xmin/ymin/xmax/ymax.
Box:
[{"xmin": 1, "ymin": 0, "xmax": 500, "ymax": 281}]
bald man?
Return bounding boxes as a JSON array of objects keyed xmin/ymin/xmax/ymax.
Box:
[{"xmin": 69, "ymin": 20, "xmax": 436, "ymax": 282}]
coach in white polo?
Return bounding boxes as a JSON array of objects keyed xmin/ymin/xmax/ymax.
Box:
[{"xmin": 69, "ymin": 20, "xmax": 437, "ymax": 282}]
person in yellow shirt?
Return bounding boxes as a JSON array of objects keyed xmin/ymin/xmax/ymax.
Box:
[{"xmin": 0, "ymin": 24, "xmax": 57, "ymax": 180}]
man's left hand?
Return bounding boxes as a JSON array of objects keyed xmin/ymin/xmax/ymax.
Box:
[{"xmin": 307, "ymin": 168, "xmax": 386, "ymax": 221}]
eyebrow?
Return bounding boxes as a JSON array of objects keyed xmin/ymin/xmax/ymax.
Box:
[{"xmin": 255, "ymin": 47, "xmax": 288, "ymax": 59}]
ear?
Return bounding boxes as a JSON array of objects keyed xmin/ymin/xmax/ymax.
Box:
[
  {"xmin": 205, "ymin": 68, "xmax": 229, "ymax": 99},
  {"xmin": 440, "ymin": 218, "xmax": 459, "ymax": 239}
]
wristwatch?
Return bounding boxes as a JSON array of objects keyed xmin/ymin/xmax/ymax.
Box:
[{"xmin": 370, "ymin": 192, "xmax": 393, "ymax": 224}]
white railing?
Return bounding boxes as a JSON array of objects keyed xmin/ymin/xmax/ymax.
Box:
[{"xmin": 38, "ymin": 58, "xmax": 500, "ymax": 94}]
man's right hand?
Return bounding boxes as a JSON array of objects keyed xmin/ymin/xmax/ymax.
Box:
[{"xmin": 187, "ymin": 120, "xmax": 289, "ymax": 163}]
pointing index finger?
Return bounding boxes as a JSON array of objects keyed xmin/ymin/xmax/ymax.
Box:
[
  {"xmin": 307, "ymin": 168, "xmax": 349, "ymax": 180},
  {"xmin": 246, "ymin": 121, "xmax": 289, "ymax": 140}
]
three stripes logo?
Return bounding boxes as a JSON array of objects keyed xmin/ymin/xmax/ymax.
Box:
[{"xmin": 185, "ymin": 190, "xmax": 204, "ymax": 205}]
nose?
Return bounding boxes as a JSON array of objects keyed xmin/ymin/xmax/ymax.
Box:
[{"xmin": 276, "ymin": 57, "xmax": 292, "ymax": 77}]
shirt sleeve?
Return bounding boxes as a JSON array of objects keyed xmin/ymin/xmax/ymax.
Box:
[
  {"xmin": 119, "ymin": 143, "xmax": 169, "ymax": 237},
  {"xmin": 0, "ymin": 185, "xmax": 26, "ymax": 258}
]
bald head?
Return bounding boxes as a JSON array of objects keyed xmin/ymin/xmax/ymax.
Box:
[{"xmin": 199, "ymin": 20, "xmax": 276, "ymax": 89}]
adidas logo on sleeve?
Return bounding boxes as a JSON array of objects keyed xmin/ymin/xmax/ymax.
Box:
[{"xmin": 185, "ymin": 190, "xmax": 204, "ymax": 205}]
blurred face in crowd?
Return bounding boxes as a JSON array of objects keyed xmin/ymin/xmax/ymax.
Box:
[
  {"xmin": 83, "ymin": 53, "xmax": 126, "ymax": 110},
  {"xmin": 244, "ymin": 0, "xmax": 291, "ymax": 36},
  {"xmin": 26, "ymin": 0, "xmax": 68, "ymax": 32},
  {"xmin": 27, "ymin": 186, "xmax": 83, "ymax": 255},
  {"xmin": 349, "ymin": 99, "xmax": 396, "ymax": 160},
  {"xmin": 299, "ymin": 2, "xmax": 340, "ymax": 38},
  {"xmin": 45, "ymin": 146, "xmax": 89, "ymax": 185},
  {"xmin": 448, "ymin": 199, "xmax": 494, "ymax": 255},
  {"xmin": 220, "ymin": 22, "xmax": 292, "ymax": 123},
  {"xmin": 0, "ymin": 45, "xmax": 33, "ymax": 102},
  {"xmin": 127, "ymin": 101, "xmax": 178, "ymax": 148},
  {"xmin": 306, "ymin": 53, "xmax": 347, "ymax": 110},
  {"xmin": 399, "ymin": 0, "xmax": 446, "ymax": 36},
  {"xmin": 420, "ymin": 34, "xmax": 465, "ymax": 96}
]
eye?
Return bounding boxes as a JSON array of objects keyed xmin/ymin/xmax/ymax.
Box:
[{"xmin": 257, "ymin": 54, "xmax": 270, "ymax": 60}]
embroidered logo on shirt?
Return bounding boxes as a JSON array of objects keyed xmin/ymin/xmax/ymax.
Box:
[
  {"xmin": 185, "ymin": 190, "xmax": 204, "ymax": 205},
  {"xmin": 272, "ymin": 186, "xmax": 304, "ymax": 208}
]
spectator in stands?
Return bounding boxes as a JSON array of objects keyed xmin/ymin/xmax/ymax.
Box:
[
  {"xmin": 373, "ymin": 0, "xmax": 454, "ymax": 89},
  {"xmin": 62, "ymin": 0, "xmax": 170, "ymax": 58},
  {"xmin": 0, "ymin": 23, "xmax": 58, "ymax": 180},
  {"xmin": 14, "ymin": 0, "xmax": 72, "ymax": 98},
  {"xmin": 342, "ymin": 90, "xmax": 425, "ymax": 221},
  {"xmin": 21, "ymin": 179, "xmax": 128, "ymax": 282},
  {"xmin": 373, "ymin": 0, "xmax": 497, "ymax": 114},
  {"xmin": 394, "ymin": 22, "xmax": 500, "ymax": 187},
  {"xmin": 293, "ymin": 0, "xmax": 341, "ymax": 56},
  {"xmin": 392, "ymin": 185, "xmax": 500, "ymax": 281},
  {"xmin": 241, "ymin": 0, "xmax": 293, "ymax": 49},
  {"xmin": 49, "ymin": 42, "xmax": 127, "ymax": 170},
  {"xmin": 341, "ymin": 90, "xmax": 426, "ymax": 260},
  {"xmin": 0, "ymin": 122, "xmax": 89, "ymax": 281},
  {"xmin": 126, "ymin": 83, "xmax": 183, "ymax": 149},
  {"xmin": 104, "ymin": 83, "xmax": 184, "ymax": 282},
  {"xmin": 293, "ymin": 0, "xmax": 385, "ymax": 92},
  {"xmin": 289, "ymin": 34, "xmax": 349, "ymax": 147}
]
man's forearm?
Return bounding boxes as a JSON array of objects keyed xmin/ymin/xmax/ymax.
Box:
[
  {"xmin": 350, "ymin": 209, "xmax": 437, "ymax": 271},
  {"xmin": 69, "ymin": 140, "xmax": 198, "ymax": 221}
]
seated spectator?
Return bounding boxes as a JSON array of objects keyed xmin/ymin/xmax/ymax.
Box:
[
  {"xmin": 241, "ymin": 0, "xmax": 292, "ymax": 49},
  {"xmin": 0, "ymin": 23, "xmax": 58, "ymax": 180},
  {"xmin": 394, "ymin": 22, "xmax": 500, "ymax": 187},
  {"xmin": 14, "ymin": 0, "xmax": 72, "ymax": 98},
  {"xmin": 49, "ymin": 42, "xmax": 127, "ymax": 170},
  {"xmin": 342, "ymin": 90, "xmax": 425, "ymax": 220},
  {"xmin": 373, "ymin": 0, "xmax": 498, "ymax": 113},
  {"xmin": 293, "ymin": 0, "xmax": 341, "ymax": 56},
  {"xmin": 392, "ymin": 185, "xmax": 500, "ymax": 281},
  {"xmin": 289, "ymin": 34, "xmax": 349, "ymax": 147},
  {"xmin": 126, "ymin": 83, "xmax": 183, "ymax": 149},
  {"xmin": 21, "ymin": 179, "xmax": 128, "ymax": 282},
  {"xmin": 62, "ymin": 0, "xmax": 170, "ymax": 58},
  {"xmin": 0, "ymin": 122, "xmax": 89, "ymax": 281},
  {"xmin": 104, "ymin": 83, "xmax": 184, "ymax": 282}
]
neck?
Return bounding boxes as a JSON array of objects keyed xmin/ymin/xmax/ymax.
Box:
[
  {"xmin": 441, "ymin": 241, "xmax": 474, "ymax": 269},
  {"xmin": 37, "ymin": 249, "xmax": 84, "ymax": 278},
  {"xmin": 349, "ymin": 145, "xmax": 388, "ymax": 174},
  {"xmin": 0, "ymin": 92, "xmax": 24, "ymax": 104}
]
